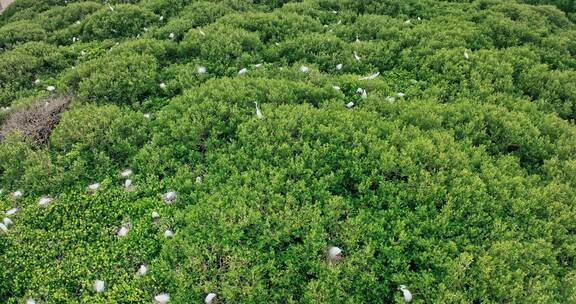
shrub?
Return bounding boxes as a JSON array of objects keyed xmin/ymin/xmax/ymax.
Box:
[
  {"xmin": 49, "ymin": 104, "xmax": 150, "ymax": 182},
  {"xmin": 72, "ymin": 53, "xmax": 159, "ymax": 105},
  {"xmin": 36, "ymin": 2, "xmax": 102, "ymax": 32},
  {"xmin": 0, "ymin": 42, "xmax": 69, "ymax": 106},
  {"xmin": 0, "ymin": 21, "xmax": 47, "ymax": 49},
  {"xmin": 0, "ymin": 132, "xmax": 55, "ymax": 193},
  {"xmin": 180, "ymin": 24, "xmax": 263, "ymax": 75},
  {"xmin": 82, "ymin": 4, "xmax": 157, "ymax": 40}
]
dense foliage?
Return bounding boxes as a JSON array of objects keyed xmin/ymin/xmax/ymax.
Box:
[{"xmin": 0, "ymin": 0, "xmax": 575, "ymax": 303}]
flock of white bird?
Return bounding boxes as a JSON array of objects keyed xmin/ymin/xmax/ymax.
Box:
[
  {"xmin": 0, "ymin": 12, "xmax": 478, "ymax": 303},
  {"xmin": 2, "ymin": 170, "xmax": 414, "ymax": 303}
]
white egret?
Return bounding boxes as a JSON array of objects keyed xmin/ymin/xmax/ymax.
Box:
[
  {"xmin": 136, "ymin": 264, "xmax": 148, "ymax": 276},
  {"xmin": 155, "ymin": 293, "xmax": 170, "ymax": 304},
  {"xmin": 164, "ymin": 229, "xmax": 174, "ymax": 238},
  {"xmin": 6, "ymin": 208, "xmax": 18, "ymax": 216},
  {"xmin": 0, "ymin": 223, "xmax": 7, "ymax": 232},
  {"xmin": 254, "ymin": 101, "xmax": 264, "ymax": 119},
  {"xmin": 94, "ymin": 280, "xmax": 105, "ymax": 293},
  {"xmin": 46, "ymin": 86, "xmax": 56, "ymax": 92},
  {"xmin": 143, "ymin": 113, "xmax": 151, "ymax": 119},
  {"xmin": 152, "ymin": 211, "xmax": 160, "ymax": 220},
  {"xmin": 34, "ymin": 79, "xmax": 40, "ymax": 85},
  {"xmin": 168, "ymin": 33, "xmax": 175, "ymax": 39},
  {"xmin": 160, "ymin": 83, "xmax": 167, "ymax": 89},
  {"xmin": 3, "ymin": 218, "xmax": 12, "ymax": 226},
  {"xmin": 205, "ymin": 293, "xmax": 216, "ymax": 304},
  {"xmin": 337, "ymin": 20, "xmax": 342, "ymax": 25},
  {"xmin": 327, "ymin": 246, "xmax": 343, "ymax": 263},
  {"xmin": 81, "ymin": 50, "xmax": 86, "ymax": 56},
  {"xmin": 117, "ymin": 222, "xmax": 130, "ymax": 237},
  {"xmin": 354, "ymin": 51, "xmax": 361, "ymax": 61},
  {"xmin": 404, "ymin": 19, "xmax": 411, "ymax": 25},
  {"xmin": 396, "ymin": 92, "xmax": 406, "ymax": 97},
  {"xmin": 387, "ymin": 96, "xmax": 396, "ymax": 103},
  {"xmin": 162, "ymin": 191, "xmax": 176, "ymax": 203},
  {"xmin": 336, "ymin": 63, "xmax": 343, "ymax": 70},
  {"xmin": 124, "ymin": 179, "xmax": 133, "ymax": 191},
  {"xmin": 197, "ymin": 66, "xmax": 207, "ymax": 74},
  {"xmin": 464, "ymin": 49, "xmax": 469, "ymax": 60},
  {"xmin": 238, "ymin": 68, "xmax": 248, "ymax": 75},
  {"xmin": 400, "ymin": 285, "xmax": 413, "ymax": 302},
  {"xmin": 26, "ymin": 298, "xmax": 36, "ymax": 304},
  {"xmin": 12, "ymin": 190, "xmax": 23, "ymax": 199},
  {"xmin": 75, "ymin": 20, "xmax": 81, "ymax": 25},
  {"xmin": 345, "ymin": 102, "xmax": 355, "ymax": 109},
  {"xmin": 143, "ymin": 27, "xmax": 149, "ymax": 32},
  {"xmin": 332, "ymin": 85, "xmax": 341, "ymax": 91},
  {"xmin": 107, "ymin": 3, "xmax": 114, "ymax": 11},
  {"xmin": 299, "ymin": 65, "xmax": 309, "ymax": 73},
  {"xmin": 359, "ymin": 72, "xmax": 380, "ymax": 81},
  {"xmin": 39, "ymin": 197, "xmax": 52, "ymax": 207},
  {"xmin": 88, "ymin": 183, "xmax": 100, "ymax": 191},
  {"xmin": 159, "ymin": 15, "xmax": 164, "ymax": 21},
  {"xmin": 196, "ymin": 176, "xmax": 202, "ymax": 184},
  {"xmin": 356, "ymin": 88, "xmax": 367, "ymax": 99},
  {"xmin": 199, "ymin": 30, "xmax": 206, "ymax": 36},
  {"xmin": 254, "ymin": 63, "xmax": 263, "ymax": 68},
  {"xmin": 120, "ymin": 169, "xmax": 132, "ymax": 178}
]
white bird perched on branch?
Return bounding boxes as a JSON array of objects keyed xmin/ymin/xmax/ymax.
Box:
[
  {"xmin": 26, "ymin": 298, "xmax": 36, "ymax": 304},
  {"xmin": 159, "ymin": 15, "xmax": 164, "ymax": 21},
  {"xmin": 39, "ymin": 197, "xmax": 53, "ymax": 207},
  {"xmin": 332, "ymin": 85, "xmax": 341, "ymax": 91},
  {"xmin": 356, "ymin": 88, "xmax": 367, "ymax": 99},
  {"xmin": 327, "ymin": 246, "xmax": 343, "ymax": 263},
  {"xmin": 354, "ymin": 51, "xmax": 361, "ymax": 61},
  {"xmin": 152, "ymin": 211, "xmax": 160, "ymax": 221},
  {"xmin": 88, "ymin": 183, "xmax": 100, "ymax": 192},
  {"xmin": 164, "ymin": 228, "xmax": 174, "ymax": 238},
  {"xmin": 117, "ymin": 222, "xmax": 130, "ymax": 238},
  {"xmin": 11, "ymin": 190, "xmax": 22, "ymax": 199},
  {"xmin": 6, "ymin": 208, "xmax": 18, "ymax": 216},
  {"xmin": 336, "ymin": 63, "xmax": 343, "ymax": 70},
  {"xmin": 136, "ymin": 264, "xmax": 147, "ymax": 276},
  {"xmin": 399, "ymin": 285, "xmax": 413, "ymax": 302},
  {"xmin": 359, "ymin": 72, "xmax": 380, "ymax": 81},
  {"xmin": 205, "ymin": 293, "xmax": 217, "ymax": 304},
  {"xmin": 107, "ymin": 3, "xmax": 114, "ymax": 11},
  {"xmin": 120, "ymin": 169, "xmax": 132, "ymax": 178},
  {"xmin": 46, "ymin": 86, "xmax": 56, "ymax": 92},
  {"xmin": 124, "ymin": 179, "xmax": 134, "ymax": 191},
  {"xmin": 464, "ymin": 49, "xmax": 469, "ymax": 60},
  {"xmin": 160, "ymin": 82, "xmax": 167, "ymax": 89},
  {"xmin": 162, "ymin": 190, "xmax": 176, "ymax": 203},
  {"xmin": 168, "ymin": 33, "xmax": 175, "ymax": 39},
  {"xmin": 94, "ymin": 280, "xmax": 105, "ymax": 293},
  {"xmin": 197, "ymin": 66, "xmax": 207, "ymax": 74},
  {"xmin": 254, "ymin": 101, "xmax": 264, "ymax": 119},
  {"xmin": 3, "ymin": 218, "xmax": 12, "ymax": 226},
  {"xmin": 143, "ymin": 113, "xmax": 151, "ymax": 119},
  {"xmin": 155, "ymin": 293, "xmax": 170, "ymax": 304},
  {"xmin": 199, "ymin": 30, "xmax": 206, "ymax": 36},
  {"xmin": 238, "ymin": 68, "xmax": 248, "ymax": 75},
  {"xmin": 299, "ymin": 65, "xmax": 309, "ymax": 73},
  {"xmin": 0, "ymin": 223, "xmax": 8, "ymax": 232},
  {"xmin": 34, "ymin": 79, "xmax": 40, "ymax": 85},
  {"xmin": 396, "ymin": 92, "xmax": 406, "ymax": 97},
  {"xmin": 345, "ymin": 102, "xmax": 355, "ymax": 109}
]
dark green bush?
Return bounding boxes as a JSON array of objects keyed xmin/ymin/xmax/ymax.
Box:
[
  {"xmin": 81, "ymin": 4, "xmax": 157, "ymax": 40},
  {"xmin": 0, "ymin": 21, "xmax": 47, "ymax": 49},
  {"xmin": 49, "ymin": 104, "xmax": 150, "ymax": 182},
  {"xmin": 180, "ymin": 24, "xmax": 263, "ymax": 75},
  {"xmin": 72, "ymin": 53, "xmax": 159, "ymax": 105}
]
